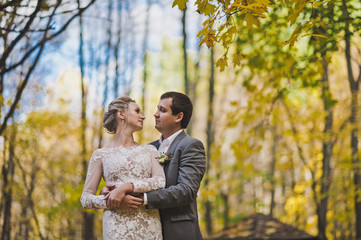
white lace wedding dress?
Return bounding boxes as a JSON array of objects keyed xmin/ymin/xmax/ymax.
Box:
[{"xmin": 80, "ymin": 145, "xmax": 165, "ymax": 240}]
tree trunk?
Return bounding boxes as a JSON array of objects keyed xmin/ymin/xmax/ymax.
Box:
[
  {"xmin": 341, "ymin": 1, "xmax": 361, "ymax": 238},
  {"xmin": 125, "ymin": 0, "xmax": 134, "ymax": 95},
  {"xmin": 182, "ymin": 6, "xmax": 189, "ymax": 95},
  {"xmin": 114, "ymin": 0, "xmax": 122, "ymax": 98},
  {"xmin": 221, "ymin": 193, "xmax": 229, "ymax": 229},
  {"xmin": 120, "ymin": 0, "xmax": 129, "ymax": 94},
  {"xmin": 1, "ymin": 124, "xmax": 16, "ymax": 240},
  {"xmin": 187, "ymin": 16, "xmax": 202, "ymax": 136},
  {"xmin": 351, "ymin": 89, "xmax": 360, "ymax": 239},
  {"xmin": 317, "ymin": 56, "xmax": 333, "ymax": 240},
  {"xmin": 16, "ymin": 154, "xmax": 44, "ymax": 240},
  {"xmin": 140, "ymin": 0, "xmax": 151, "ymax": 144},
  {"xmin": 0, "ymin": 135, "xmax": 5, "ymax": 224},
  {"xmin": 269, "ymin": 127, "xmax": 279, "ymax": 217},
  {"xmin": 98, "ymin": 0, "xmax": 113, "ymax": 148},
  {"xmin": 77, "ymin": 1, "xmax": 94, "ymax": 239},
  {"xmin": 204, "ymin": 47, "xmax": 215, "ymax": 235},
  {"xmin": 283, "ymin": 102, "xmax": 318, "ymax": 227}
]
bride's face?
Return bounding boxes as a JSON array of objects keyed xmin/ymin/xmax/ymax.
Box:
[{"xmin": 123, "ymin": 102, "xmax": 145, "ymax": 131}]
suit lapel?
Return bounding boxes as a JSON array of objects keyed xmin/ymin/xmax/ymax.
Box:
[
  {"xmin": 167, "ymin": 130, "xmax": 186, "ymax": 155},
  {"xmin": 164, "ymin": 130, "xmax": 186, "ymax": 172},
  {"xmin": 151, "ymin": 140, "xmax": 160, "ymax": 150}
]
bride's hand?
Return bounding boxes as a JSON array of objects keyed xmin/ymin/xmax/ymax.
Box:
[
  {"xmin": 100, "ymin": 184, "xmax": 115, "ymax": 195},
  {"xmin": 104, "ymin": 183, "xmax": 134, "ymax": 209},
  {"xmin": 106, "ymin": 188, "xmax": 125, "ymax": 209}
]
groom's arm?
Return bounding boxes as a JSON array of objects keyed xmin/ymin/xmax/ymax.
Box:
[{"xmin": 146, "ymin": 139, "xmax": 206, "ymax": 209}]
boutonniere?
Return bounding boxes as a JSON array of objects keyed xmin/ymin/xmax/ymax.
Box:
[{"xmin": 158, "ymin": 152, "xmax": 174, "ymax": 166}]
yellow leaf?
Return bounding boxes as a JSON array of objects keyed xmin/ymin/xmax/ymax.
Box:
[
  {"xmin": 172, "ymin": 0, "xmax": 187, "ymax": 11},
  {"xmin": 202, "ymin": 17, "xmax": 211, "ymax": 27},
  {"xmin": 230, "ymin": 101, "xmax": 239, "ymax": 107},
  {"xmin": 244, "ymin": 13, "xmax": 260, "ymax": 29},
  {"xmin": 216, "ymin": 54, "xmax": 228, "ymax": 72},
  {"xmin": 253, "ymin": 0, "xmax": 272, "ymax": 6},
  {"xmin": 232, "ymin": 3, "xmax": 253, "ymax": 10},
  {"xmin": 232, "ymin": 52, "xmax": 243, "ymax": 67},
  {"xmin": 199, "ymin": 29, "xmax": 217, "ymax": 48},
  {"xmin": 197, "ymin": 27, "xmax": 207, "ymax": 38},
  {"xmin": 301, "ymin": 33, "xmax": 327, "ymax": 38},
  {"xmin": 196, "ymin": 0, "xmax": 217, "ymax": 15},
  {"xmin": 310, "ymin": 0, "xmax": 325, "ymax": 7},
  {"xmin": 0, "ymin": 94, "xmax": 4, "ymax": 106},
  {"xmin": 283, "ymin": 24, "xmax": 302, "ymax": 47},
  {"xmin": 218, "ymin": 25, "xmax": 237, "ymax": 48},
  {"xmin": 203, "ymin": 3, "xmax": 217, "ymax": 15}
]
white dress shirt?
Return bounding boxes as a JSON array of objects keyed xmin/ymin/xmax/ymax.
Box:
[
  {"xmin": 144, "ymin": 129, "xmax": 183, "ymax": 205},
  {"xmin": 158, "ymin": 129, "xmax": 183, "ymax": 154}
]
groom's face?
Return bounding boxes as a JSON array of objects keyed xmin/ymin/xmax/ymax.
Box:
[{"xmin": 154, "ymin": 98, "xmax": 179, "ymax": 134}]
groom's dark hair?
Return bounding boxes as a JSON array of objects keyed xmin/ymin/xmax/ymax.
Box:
[{"xmin": 161, "ymin": 91, "xmax": 193, "ymax": 129}]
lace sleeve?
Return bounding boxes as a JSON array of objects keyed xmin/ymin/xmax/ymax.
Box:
[
  {"xmin": 80, "ymin": 151, "xmax": 107, "ymax": 209},
  {"xmin": 132, "ymin": 146, "xmax": 166, "ymax": 193}
]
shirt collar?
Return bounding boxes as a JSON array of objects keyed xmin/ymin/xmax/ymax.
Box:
[{"xmin": 159, "ymin": 129, "xmax": 183, "ymax": 145}]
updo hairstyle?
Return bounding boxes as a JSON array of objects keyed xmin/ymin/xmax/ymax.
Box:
[{"xmin": 102, "ymin": 96, "xmax": 135, "ymax": 134}]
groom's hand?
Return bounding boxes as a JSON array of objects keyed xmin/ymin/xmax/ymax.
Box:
[
  {"xmin": 100, "ymin": 184, "xmax": 115, "ymax": 195},
  {"xmin": 120, "ymin": 193, "xmax": 144, "ymax": 210}
]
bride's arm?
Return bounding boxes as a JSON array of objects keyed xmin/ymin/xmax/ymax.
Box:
[
  {"xmin": 131, "ymin": 147, "xmax": 166, "ymax": 193},
  {"xmin": 80, "ymin": 151, "xmax": 107, "ymax": 209}
]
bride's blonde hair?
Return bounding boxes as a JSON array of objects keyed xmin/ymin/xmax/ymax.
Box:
[{"xmin": 103, "ymin": 96, "xmax": 135, "ymax": 134}]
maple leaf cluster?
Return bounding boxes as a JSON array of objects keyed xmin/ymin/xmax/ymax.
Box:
[{"xmin": 172, "ymin": 0, "xmax": 327, "ymax": 71}]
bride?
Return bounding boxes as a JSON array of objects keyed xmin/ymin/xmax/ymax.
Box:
[{"xmin": 80, "ymin": 96, "xmax": 165, "ymax": 240}]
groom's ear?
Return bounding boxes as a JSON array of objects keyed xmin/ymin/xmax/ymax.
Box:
[{"xmin": 175, "ymin": 112, "xmax": 184, "ymax": 123}]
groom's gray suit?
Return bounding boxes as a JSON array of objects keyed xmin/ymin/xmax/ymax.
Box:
[{"xmin": 147, "ymin": 130, "xmax": 206, "ymax": 240}]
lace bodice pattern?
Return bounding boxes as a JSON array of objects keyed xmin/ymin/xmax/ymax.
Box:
[{"xmin": 80, "ymin": 144, "xmax": 165, "ymax": 240}]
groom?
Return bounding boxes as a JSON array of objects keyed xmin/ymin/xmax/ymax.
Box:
[
  {"xmin": 146, "ymin": 91, "xmax": 206, "ymax": 240},
  {"xmin": 103, "ymin": 92, "xmax": 206, "ymax": 240}
]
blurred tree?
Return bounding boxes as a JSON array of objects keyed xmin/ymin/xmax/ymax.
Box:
[
  {"xmin": 0, "ymin": 105, "xmax": 85, "ymax": 239},
  {"xmin": 124, "ymin": 0, "xmax": 135, "ymax": 96},
  {"xmin": 76, "ymin": 0, "xmax": 94, "ymax": 239},
  {"xmin": 182, "ymin": 5, "xmax": 189, "ymax": 95},
  {"xmin": 114, "ymin": 0, "xmax": 123, "ymax": 98},
  {"xmin": 170, "ymin": 0, "xmax": 360, "ymax": 239},
  {"xmin": 204, "ymin": 46, "xmax": 215, "ymax": 235},
  {"xmin": 186, "ymin": 22, "xmax": 201, "ymax": 136},
  {"xmin": 307, "ymin": 4, "xmax": 337, "ymax": 239},
  {"xmin": 198, "ymin": 1, "xmax": 339, "ymax": 237},
  {"xmin": 269, "ymin": 125, "xmax": 279, "ymax": 218},
  {"xmin": 340, "ymin": 1, "xmax": 361, "ymax": 237},
  {"xmin": 1, "ymin": 122, "xmax": 16, "ymax": 240},
  {"xmin": 97, "ymin": 0, "xmax": 113, "ymax": 149},
  {"xmin": 140, "ymin": 0, "xmax": 152, "ymax": 144},
  {"xmin": 0, "ymin": 0, "xmax": 96, "ymax": 136}
]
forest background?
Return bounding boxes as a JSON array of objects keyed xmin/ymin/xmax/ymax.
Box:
[{"xmin": 1, "ymin": 0, "xmax": 361, "ymax": 240}]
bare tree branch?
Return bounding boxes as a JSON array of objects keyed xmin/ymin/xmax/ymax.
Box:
[
  {"xmin": 0, "ymin": 0, "xmax": 44, "ymax": 69},
  {"xmin": 0, "ymin": 0, "xmax": 96, "ymax": 136},
  {"xmin": 0, "ymin": 0, "xmax": 21, "ymax": 11},
  {"xmin": 1, "ymin": 0, "xmax": 96, "ymax": 76}
]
